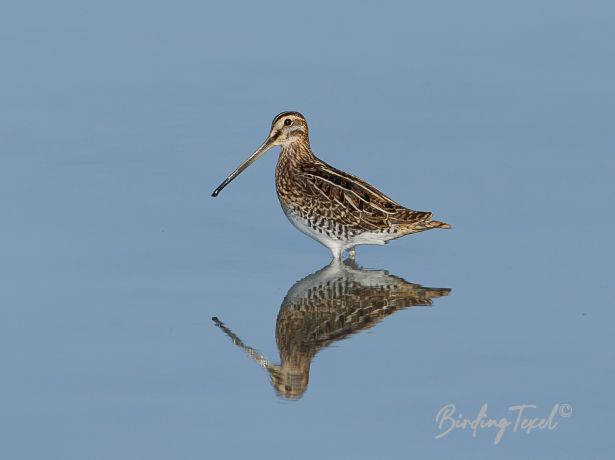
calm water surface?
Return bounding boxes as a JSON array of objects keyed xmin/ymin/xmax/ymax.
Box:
[{"xmin": 1, "ymin": 1, "xmax": 614, "ymax": 458}]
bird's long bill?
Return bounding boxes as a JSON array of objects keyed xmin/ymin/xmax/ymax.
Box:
[{"xmin": 211, "ymin": 136, "xmax": 276, "ymax": 197}]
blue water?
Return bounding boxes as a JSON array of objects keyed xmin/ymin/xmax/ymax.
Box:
[{"xmin": 1, "ymin": 1, "xmax": 614, "ymax": 458}]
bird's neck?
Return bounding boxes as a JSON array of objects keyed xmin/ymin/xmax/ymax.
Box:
[
  {"xmin": 275, "ymin": 139, "xmax": 315, "ymax": 198},
  {"xmin": 277, "ymin": 138, "xmax": 315, "ymax": 170}
]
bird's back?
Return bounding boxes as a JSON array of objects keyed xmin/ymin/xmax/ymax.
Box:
[{"xmin": 277, "ymin": 150, "xmax": 449, "ymax": 237}]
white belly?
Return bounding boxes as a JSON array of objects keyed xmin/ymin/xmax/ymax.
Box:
[
  {"xmin": 283, "ymin": 209, "xmax": 388, "ymax": 258},
  {"xmin": 284, "ymin": 209, "xmax": 344, "ymax": 254}
]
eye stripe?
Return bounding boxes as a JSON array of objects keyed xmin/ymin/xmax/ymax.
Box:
[{"xmin": 271, "ymin": 111, "xmax": 305, "ymax": 127}]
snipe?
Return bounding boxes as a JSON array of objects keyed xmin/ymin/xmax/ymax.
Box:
[
  {"xmin": 213, "ymin": 259, "xmax": 451, "ymax": 399},
  {"xmin": 212, "ymin": 111, "xmax": 450, "ymax": 259}
]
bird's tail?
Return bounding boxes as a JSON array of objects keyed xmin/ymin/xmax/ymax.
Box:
[
  {"xmin": 425, "ymin": 219, "xmax": 451, "ymax": 229},
  {"xmin": 393, "ymin": 213, "xmax": 452, "ymax": 237}
]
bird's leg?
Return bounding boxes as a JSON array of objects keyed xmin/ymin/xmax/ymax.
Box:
[{"xmin": 330, "ymin": 246, "xmax": 343, "ymax": 260}]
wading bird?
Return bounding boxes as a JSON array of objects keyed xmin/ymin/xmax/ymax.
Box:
[{"xmin": 212, "ymin": 112, "xmax": 450, "ymax": 259}]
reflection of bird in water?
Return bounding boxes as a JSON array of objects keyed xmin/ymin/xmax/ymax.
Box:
[{"xmin": 213, "ymin": 260, "xmax": 451, "ymax": 400}]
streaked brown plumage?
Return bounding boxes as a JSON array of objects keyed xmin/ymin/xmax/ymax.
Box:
[
  {"xmin": 212, "ymin": 111, "xmax": 450, "ymax": 259},
  {"xmin": 213, "ymin": 259, "xmax": 451, "ymax": 400}
]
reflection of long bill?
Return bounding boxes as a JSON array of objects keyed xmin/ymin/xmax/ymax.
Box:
[{"xmin": 211, "ymin": 134, "xmax": 278, "ymax": 197}]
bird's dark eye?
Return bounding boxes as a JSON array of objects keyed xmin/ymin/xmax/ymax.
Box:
[{"xmin": 284, "ymin": 118, "xmax": 292, "ymax": 126}]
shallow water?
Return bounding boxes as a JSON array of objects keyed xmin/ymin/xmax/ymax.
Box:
[{"xmin": 1, "ymin": 1, "xmax": 614, "ymax": 458}]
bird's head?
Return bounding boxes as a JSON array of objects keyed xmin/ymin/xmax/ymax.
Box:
[
  {"xmin": 211, "ymin": 111, "xmax": 309, "ymax": 197},
  {"xmin": 269, "ymin": 367, "xmax": 309, "ymax": 400},
  {"xmin": 268, "ymin": 111, "xmax": 309, "ymax": 147}
]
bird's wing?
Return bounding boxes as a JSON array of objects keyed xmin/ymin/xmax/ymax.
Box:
[
  {"xmin": 277, "ymin": 268, "xmax": 450, "ymax": 352},
  {"xmin": 299, "ymin": 161, "xmax": 431, "ymax": 230}
]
